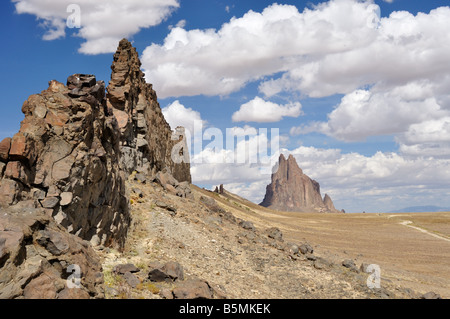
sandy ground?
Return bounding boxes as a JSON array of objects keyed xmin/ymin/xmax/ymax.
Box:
[
  {"xmin": 213, "ymin": 190, "xmax": 450, "ymax": 298},
  {"xmin": 99, "ymin": 180, "xmax": 449, "ymax": 299}
]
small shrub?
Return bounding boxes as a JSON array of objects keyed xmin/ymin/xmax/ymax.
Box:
[{"xmin": 137, "ymin": 282, "xmax": 160, "ymax": 294}]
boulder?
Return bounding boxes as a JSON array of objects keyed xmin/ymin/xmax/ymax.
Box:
[
  {"xmin": 0, "ymin": 179, "xmax": 22, "ymax": 206},
  {"xmin": 123, "ymin": 272, "xmax": 140, "ymax": 288},
  {"xmin": 200, "ymin": 196, "xmax": 226, "ymax": 214},
  {"xmin": 0, "ymin": 207, "xmax": 104, "ymax": 299},
  {"xmin": 287, "ymin": 243, "xmax": 299, "ymax": 255},
  {"xmin": 342, "ymin": 259, "xmax": 359, "ymax": 272},
  {"xmin": 266, "ymin": 227, "xmax": 283, "ymax": 241},
  {"xmin": 299, "ymin": 243, "xmax": 314, "ymax": 255},
  {"xmin": 159, "ymin": 288, "xmax": 174, "ymax": 299},
  {"xmin": 60, "ymin": 192, "xmax": 73, "ymax": 206},
  {"xmin": 154, "ymin": 201, "xmax": 177, "ymax": 213},
  {"xmin": 172, "ymin": 279, "xmax": 214, "ymax": 299},
  {"xmin": 4, "ymin": 161, "xmax": 31, "ymax": 185},
  {"xmin": 314, "ymin": 257, "xmax": 333, "ymax": 270},
  {"xmin": 148, "ymin": 261, "xmax": 184, "ymax": 282},
  {"xmin": 40, "ymin": 197, "xmax": 60, "ymax": 209},
  {"xmin": 421, "ymin": 291, "xmax": 441, "ymax": 299},
  {"xmin": 113, "ymin": 263, "xmax": 140, "ymax": 275},
  {"xmin": 239, "ymin": 220, "xmax": 255, "ymax": 231}
]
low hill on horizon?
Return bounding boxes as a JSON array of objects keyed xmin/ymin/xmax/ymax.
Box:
[{"xmin": 389, "ymin": 205, "xmax": 450, "ymax": 213}]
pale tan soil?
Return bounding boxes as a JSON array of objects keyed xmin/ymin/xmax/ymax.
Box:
[
  {"xmin": 208, "ymin": 189, "xmax": 450, "ymax": 298},
  {"xmin": 97, "ymin": 178, "xmax": 448, "ymax": 299}
]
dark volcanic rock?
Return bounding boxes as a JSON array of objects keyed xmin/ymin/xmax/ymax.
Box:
[
  {"xmin": 172, "ymin": 279, "xmax": 214, "ymax": 299},
  {"xmin": 266, "ymin": 227, "xmax": 283, "ymax": 241},
  {"xmin": 148, "ymin": 261, "xmax": 184, "ymax": 282},
  {"xmin": 107, "ymin": 39, "xmax": 191, "ymax": 183},
  {"xmin": 421, "ymin": 291, "xmax": 441, "ymax": 299},
  {"xmin": 0, "ymin": 75, "xmax": 130, "ymax": 248},
  {"xmin": 0, "ymin": 207, "xmax": 103, "ymax": 299},
  {"xmin": 123, "ymin": 272, "xmax": 140, "ymax": 288},
  {"xmin": 0, "ymin": 39, "xmax": 192, "ymax": 250},
  {"xmin": 299, "ymin": 243, "xmax": 314, "ymax": 255},
  {"xmin": 113, "ymin": 263, "xmax": 140, "ymax": 275},
  {"xmin": 239, "ymin": 220, "xmax": 255, "ymax": 231},
  {"xmin": 260, "ymin": 154, "xmax": 341, "ymax": 213},
  {"xmin": 342, "ymin": 259, "xmax": 359, "ymax": 272},
  {"xmin": 0, "ymin": 38, "xmax": 195, "ymax": 298}
]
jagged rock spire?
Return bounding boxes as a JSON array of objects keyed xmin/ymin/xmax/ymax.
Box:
[
  {"xmin": 260, "ymin": 154, "xmax": 341, "ymax": 213},
  {"xmin": 106, "ymin": 39, "xmax": 191, "ymax": 183}
]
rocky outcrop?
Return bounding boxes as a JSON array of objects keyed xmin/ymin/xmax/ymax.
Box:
[
  {"xmin": 260, "ymin": 154, "xmax": 341, "ymax": 213},
  {"xmin": 0, "ymin": 75, "xmax": 130, "ymax": 248},
  {"xmin": 107, "ymin": 39, "xmax": 191, "ymax": 183},
  {"xmin": 0, "ymin": 38, "xmax": 196, "ymax": 299},
  {"xmin": 0, "ymin": 206, "xmax": 103, "ymax": 299},
  {"xmin": 214, "ymin": 184, "xmax": 224, "ymax": 195},
  {"xmin": 323, "ymin": 194, "xmax": 337, "ymax": 212},
  {"xmin": 0, "ymin": 39, "xmax": 192, "ymax": 252}
]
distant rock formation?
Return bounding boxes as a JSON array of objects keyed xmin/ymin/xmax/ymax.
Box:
[
  {"xmin": 0, "ymin": 39, "xmax": 192, "ymax": 250},
  {"xmin": 260, "ymin": 154, "xmax": 341, "ymax": 213},
  {"xmin": 323, "ymin": 194, "xmax": 337, "ymax": 212},
  {"xmin": 214, "ymin": 184, "xmax": 225, "ymax": 195}
]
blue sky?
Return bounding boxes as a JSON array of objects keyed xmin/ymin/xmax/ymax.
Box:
[{"xmin": 1, "ymin": 0, "xmax": 450, "ymax": 213}]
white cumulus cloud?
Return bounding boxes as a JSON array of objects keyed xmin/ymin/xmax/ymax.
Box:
[
  {"xmin": 141, "ymin": 0, "xmax": 387, "ymax": 98},
  {"xmin": 396, "ymin": 117, "xmax": 450, "ymax": 158},
  {"xmin": 292, "ymin": 86, "xmax": 449, "ymax": 142},
  {"xmin": 232, "ymin": 97, "xmax": 302, "ymax": 123},
  {"xmin": 140, "ymin": 0, "xmax": 450, "ymax": 156},
  {"xmin": 13, "ymin": 0, "xmax": 179, "ymax": 54},
  {"xmin": 205, "ymin": 146, "xmax": 450, "ymax": 213},
  {"xmin": 161, "ymin": 100, "xmax": 205, "ymax": 135}
]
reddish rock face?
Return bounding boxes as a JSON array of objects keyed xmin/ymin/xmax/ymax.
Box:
[
  {"xmin": 260, "ymin": 154, "xmax": 341, "ymax": 213},
  {"xmin": 9, "ymin": 133, "xmax": 29, "ymax": 162},
  {"xmin": 0, "ymin": 137, "xmax": 11, "ymax": 162},
  {"xmin": 4, "ymin": 161, "xmax": 31, "ymax": 184}
]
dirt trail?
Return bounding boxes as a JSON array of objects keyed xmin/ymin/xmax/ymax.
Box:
[{"xmin": 399, "ymin": 220, "xmax": 450, "ymax": 243}]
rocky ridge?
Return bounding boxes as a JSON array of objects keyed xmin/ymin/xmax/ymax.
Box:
[
  {"xmin": 97, "ymin": 176, "xmax": 425, "ymax": 299},
  {"xmin": 260, "ymin": 154, "xmax": 341, "ymax": 213},
  {"xmin": 0, "ymin": 74, "xmax": 129, "ymax": 248},
  {"xmin": 107, "ymin": 39, "xmax": 191, "ymax": 183},
  {"xmin": 0, "ymin": 39, "xmax": 191, "ymax": 298}
]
